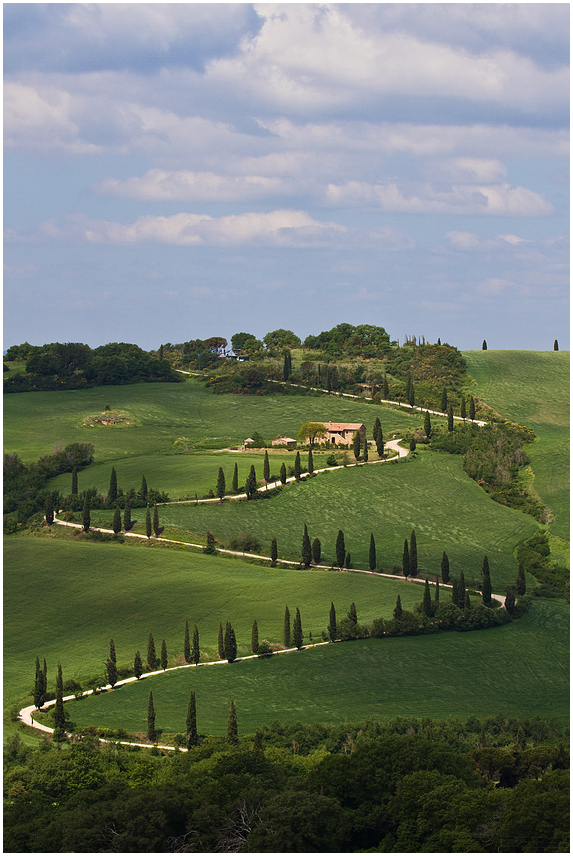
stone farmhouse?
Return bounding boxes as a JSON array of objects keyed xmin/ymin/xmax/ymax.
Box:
[{"xmin": 315, "ymin": 422, "xmax": 366, "ymax": 446}]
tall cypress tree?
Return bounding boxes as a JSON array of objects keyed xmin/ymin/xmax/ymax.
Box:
[
  {"xmin": 160, "ymin": 639, "xmax": 168, "ymax": 670},
  {"xmin": 279, "ymin": 462, "xmax": 287, "ymax": 485},
  {"xmin": 441, "ymin": 551, "xmax": 450, "ymax": 584},
  {"xmin": 554, "ymin": 339, "xmax": 559, "ymax": 351},
  {"xmin": 363, "ymin": 437, "xmax": 369, "ymax": 462},
  {"xmin": 482, "ymin": 555, "xmax": 492, "ymax": 606},
  {"xmin": 141, "ymin": 474, "xmax": 148, "ymax": 503},
  {"xmin": 218, "ymin": 622, "xmax": 225, "ymax": 659},
  {"xmin": 441, "ymin": 386, "xmax": 448, "ymax": 412},
  {"xmin": 112, "ymin": 504, "xmax": 122, "ymax": 534},
  {"xmin": 505, "ymin": 587, "xmax": 516, "ymax": 614},
  {"xmin": 71, "ymin": 466, "xmax": 78, "ymax": 496},
  {"xmin": 336, "ymin": 530, "xmax": 345, "ymax": 568},
  {"xmin": 145, "ymin": 505, "xmax": 152, "ymax": 538},
  {"xmin": 458, "ymin": 571, "xmax": 467, "ymax": 610},
  {"xmin": 217, "ymin": 467, "xmax": 226, "ymax": 500},
  {"xmin": 283, "ymin": 350, "xmax": 291, "ymax": 381},
  {"xmin": 293, "ymin": 608, "xmax": 303, "ymax": 649},
  {"xmin": 402, "ymin": 539, "xmax": 410, "ymax": 578},
  {"xmin": 82, "ymin": 494, "xmax": 91, "ymax": 532},
  {"xmin": 251, "ymin": 619, "xmax": 259, "ymax": 654},
  {"xmin": 308, "ymin": 448, "xmax": 314, "ymax": 474},
  {"xmin": 451, "ymin": 578, "xmax": 459, "ymax": 606},
  {"xmin": 184, "ymin": 619, "xmax": 191, "ymax": 663},
  {"xmin": 422, "ymin": 578, "xmax": 432, "ymax": 616},
  {"xmin": 482, "ymin": 340, "xmax": 487, "ymax": 350},
  {"xmin": 53, "ymin": 663, "xmax": 65, "ymax": 733},
  {"xmin": 34, "ymin": 656, "xmax": 46, "ymax": 709},
  {"xmin": 147, "ymin": 690, "xmax": 156, "ymax": 742},
  {"xmin": 108, "ymin": 467, "xmax": 118, "ymax": 506},
  {"xmin": 348, "ymin": 602, "xmax": 358, "ymax": 625},
  {"xmin": 301, "ymin": 524, "xmax": 312, "ymax": 568},
  {"xmin": 294, "ymin": 452, "xmax": 301, "ymax": 481},
  {"xmin": 192, "ymin": 624, "xmax": 200, "ymax": 665},
  {"xmin": 107, "ymin": 638, "xmax": 118, "ymax": 687},
  {"xmin": 270, "ymin": 536, "xmax": 278, "ymax": 566},
  {"xmin": 44, "ymin": 493, "xmax": 55, "ymax": 526},
  {"xmin": 232, "ymin": 462, "xmax": 239, "ymax": 493},
  {"xmin": 134, "ymin": 650, "xmax": 142, "ymax": 680},
  {"xmin": 460, "ymin": 398, "xmax": 466, "ymax": 419},
  {"xmin": 227, "ymin": 700, "xmax": 238, "ymax": 745},
  {"xmin": 345, "ymin": 552, "xmax": 351, "ymax": 568},
  {"xmin": 123, "ymin": 493, "xmax": 132, "ymax": 531},
  {"xmin": 186, "ymin": 690, "xmax": 198, "ymax": 748},
  {"xmin": 224, "ymin": 622, "xmax": 237, "ymax": 662},
  {"xmin": 409, "ymin": 530, "xmax": 418, "ymax": 576},
  {"xmin": 263, "ymin": 451, "xmax": 270, "ymax": 481},
  {"xmin": 447, "ymin": 404, "xmax": 454, "ymax": 432},
  {"xmin": 353, "ymin": 431, "xmax": 361, "ymax": 460},
  {"xmin": 424, "ymin": 410, "xmax": 431, "ymax": 437},
  {"xmin": 434, "ymin": 578, "xmax": 440, "ymax": 607},
  {"xmin": 245, "ymin": 465, "xmax": 257, "ymax": 499},
  {"xmin": 369, "ymin": 532, "xmax": 376, "ymax": 571},
  {"xmin": 328, "ymin": 602, "xmax": 337, "ymax": 642},
  {"xmin": 516, "ymin": 563, "xmax": 526, "ymax": 596},
  {"xmin": 283, "ymin": 605, "xmax": 291, "ymax": 647},
  {"xmin": 469, "ymin": 396, "xmax": 476, "ymax": 421},
  {"xmin": 373, "ymin": 417, "xmax": 384, "ymax": 457},
  {"xmin": 393, "ymin": 595, "xmax": 403, "ymax": 620},
  {"xmin": 152, "ymin": 503, "xmax": 160, "ymax": 537},
  {"xmin": 408, "ymin": 378, "xmax": 415, "ymax": 407},
  {"xmin": 147, "ymin": 632, "xmax": 156, "ymax": 670}
]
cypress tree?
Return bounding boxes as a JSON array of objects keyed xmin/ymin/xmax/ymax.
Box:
[
  {"xmin": 440, "ymin": 551, "xmax": 450, "ymax": 583},
  {"xmin": 192, "ymin": 624, "xmax": 200, "ymax": 665},
  {"xmin": 422, "ymin": 578, "xmax": 432, "ymax": 616},
  {"xmin": 160, "ymin": 639, "xmax": 167, "ymax": 670},
  {"xmin": 469, "ymin": 396, "xmax": 476, "ymax": 421},
  {"xmin": 251, "ymin": 619, "xmax": 259, "ymax": 654},
  {"xmin": 312, "ymin": 537, "xmax": 321, "ymax": 564},
  {"xmin": 441, "ymin": 386, "xmax": 448, "ymax": 413},
  {"xmin": 227, "ymin": 700, "xmax": 238, "ymax": 745},
  {"xmin": 186, "ymin": 690, "xmax": 198, "ymax": 748},
  {"xmin": 301, "ymin": 524, "xmax": 312, "ymax": 567},
  {"xmin": 270, "ymin": 536, "xmax": 278, "ymax": 566},
  {"xmin": 424, "ymin": 410, "xmax": 431, "ymax": 437},
  {"xmin": 505, "ymin": 587, "xmax": 516, "ymax": 614},
  {"xmin": 71, "ymin": 466, "xmax": 78, "ymax": 496},
  {"xmin": 224, "ymin": 622, "xmax": 237, "ymax": 662},
  {"xmin": 363, "ymin": 437, "xmax": 369, "ymax": 462},
  {"xmin": 554, "ymin": 339, "xmax": 559, "ymax": 351},
  {"xmin": 437, "ymin": 337, "xmax": 441, "ymax": 346},
  {"xmin": 134, "ymin": 650, "xmax": 142, "ymax": 680},
  {"xmin": 451, "ymin": 578, "xmax": 459, "ymax": 606},
  {"xmin": 217, "ymin": 467, "xmax": 226, "ymax": 500},
  {"xmin": 110, "ymin": 636, "xmax": 117, "ymax": 663},
  {"xmin": 279, "ymin": 462, "xmax": 287, "ymax": 485},
  {"xmin": 107, "ymin": 639, "xmax": 118, "ymax": 687},
  {"xmin": 482, "ymin": 339, "xmax": 487, "ymax": 350},
  {"xmin": 34, "ymin": 656, "xmax": 46, "ymax": 709},
  {"xmin": 112, "ymin": 504, "xmax": 122, "ymax": 534},
  {"xmin": 353, "ymin": 430, "xmax": 361, "ymax": 460},
  {"xmin": 464, "ymin": 591, "xmax": 471, "ymax": 610},
  {"xmin": 458, "ymin": 571, "xmax": 466, "ymax": 610},
  {"xmin": 447, "ymin": 404, "xmax": 454, "ymax": 432},
  {"xmin": 328, "ymin": 602, "xmax": 337, "ymax": 642},
  {"xmin": 482, "ymin": 555, "xmax": 492, "ymax": 606},
  {"xmin": 184, "ymin": 619, "xmax": 191, "ymax": 663},
  {"xmin": 402, "ymin": 539, "xmax": 410, "ymax": 578},
  {"xmin": 245, "ymin": 465, "xmax": 257, "ymax": 499},
  {"xmin": 409, "ymin": 530, "xmax": 418, "ymax": 576},
  {"xmin": 141, "ymin": 474, "xmax": 148, "ymax": 502},
  {"xmin": 123, "ymin": 494, "xmax": 132, "ymax": 531},
  {"xmin": 218, "ymin": 622, "xmax": 225, "ymax": 659},
  {"xmin": 263, "ymin": 451, "xmax": 270, "ymax": 481},
  {"xmin": 393, "ymin": 595, "xmax": 403, "ymax": 620},
  {"xmin": 147, "ymin": 632, "xmax": 157, "ymax": 670},
  {"xmin": 460, "ymin": 397, "xmax": 466, "ymax": 420},
  {"xmin": 145, "ymin": 505, "xmax": 152, "ymax": 538},
  {"xmin": 283, "ymin": 350, "xmax": 291, "ymax": 381},
  {"xmin": 232, "ymin": 462, "xmax": 239, "ymax": 493},
  {"xmin": 373, "ymin": 416, "xmax": 382, "ymax": 441},
  {"xmin": 382, "ymin": 373, "xmax": 389, "ymax": 399},
  {"xmin": 44, "ymin": 493, "xmax": 54, "ymax": 526},
  {"xmin": 283, "ymin": 606, "xmax": 291, "ymax": 647},
  {"xmin": 308, "ymin": 448, "xmax": 314, "ymax": 474},
  {"xmin": 82, "ymin": 494, "xmax": 91, "ymax": 532},
  {"xmin": 348, "ymin": 602, "xmax": 357, "ymax": 625},
  {"xmin": 336, "ymin": 530, "xmax": 345, "ymax": 568},
  {"xmin": 369, "ymin": 532, "xmax": 376, "ymax": 571},
  {"xmin": 294, "ymin": 452, "xmax": 301, "ymax": 481},
  {"xmin": 345, "ymin": 552, "xmax": 351, "ymax": 568},
  {"xmin": 408, "ymin": 378, "xmax": 415, "ymax": 407},
  {"xmin": 293, "ymin": 607, "xmax": 303, "ymax": 649},
  {"xmin": 435, "ymin": 578, "xmax": 440, "ymax": 606},
  {"xmin": 516, "ymin": 563, "xmax": 526, "ymax": 597},
  {"xmin": 409, "ymin": 438, "xmax": 416, "ymax": 452},
  {"xmin": 53, "ymin": 664, "xmax": 65, "ymax": 732},
  {"xmin": 153, "ymin": 502, "xmax": 160, "ymax": 537},
  {"xmin": 108, "ymin": 467, "xmax": 118, "ymax": 506},
  {"xmin": 147, "ymin": 690, "xmax": 156, "ymax": 742}
]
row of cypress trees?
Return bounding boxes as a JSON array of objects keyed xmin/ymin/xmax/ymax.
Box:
[{"xmin": 147, "ymin": 689, "xmax": 238, "ymax": 748}]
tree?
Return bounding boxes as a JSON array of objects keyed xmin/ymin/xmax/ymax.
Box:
[
  {"xmin": 393, "ymin": 595, "xmax": 403, "ymax": 620},
  {"xmin": 434, "ymin": 578, "xmax": 440, "ymax": 607},
  {"xmin": 516, "ymin": 563, "xmax": 526, "ymax": 597},
  {"xmin": 160, "ymin": 639, "xmax": 168, "ymax": 670},
  {"xmin": 301, "ymin": 524, "xmax": 312, "ymax": 568},
  {"xmin": 145, "ymin": 505, "xmax": 152, "ymax": 538},
  {"xmin": 482, "ymin": 339, "xmax": 487, "ymax": 350},
  {"xmin": 192, "ymin": 624, "xmax": 200, "ymax": 665},
  {"xmin": 328, "ymin": 602, "xmax": 337, "ymax": 642},
  {"xmin": 251, "ymin": 619, "xmax": 259, "ymax": 654},
  {"xmin": 424, "ymin": 410, "xmax": 431, "ymax": 437},
  {"xmin": 224, "ymin": 622, "xmax": 237, "ymax": 662},
  {"xmin": 184, "ymin": 619, "xmax": 191, "ymax": 663},
  {"xmin": 297, "ymin": 421, "xmax": 327, "ymax": 447},
  {"xmin": 283, "ymin": 605, "xmax": 291, "ymax": 647},
  {"xmin": 134, "ymin": 650, "xmax": 142, "ymax": 680},
  {"xmin": 373, "ymin": 417, "xmax": 384, "ymax": 457},
  {"xmin": 458, "ymin": 570, "xmax": 467, "ymax": 610},
  {"xmin": 141, "ymin": 474, "xmax": 148, "ymax": 503},
  {"xmin": 217, "ymin": 467, "xmax": 226, "ymax": 500},
  {"xmin": 71, "ymin": 466, "xmax": 78, "ymax": 496},
  {"xmin": 33, "ymin": 656, "xmax": 46, "ymax": 709},
  {"xmin": 107, "ymin": 638, "xmax": 118, "ymax": 687},
  {"xmin": 353, "ymin": 430, "xmax": 361, "ymax": 460},
  {"xmin": 123, "ymin": 493, "xmax": 132, "ymax": 531},
  {"xmin": 312, "ymin": 537, "xmax": 321, "ymax": 564},
  {"xmin": 151, "ymin": 502, "xmax": 159, "ymax": 536},
  {"xmin": 382, "ymin": 373, "xmax": 389, "ymax": 399},
  {"xmin": 279, "ymin": 462, "xmax": 287, "ymax": 485},
  {"xmin": 469, "ymin": 396, "xmax": 476, "ymax": 421},
  {"xmin": 81, "ymin": 494, "xmax": 91, "ymax": 532},
  {"xmin": 263, "ymin": 328, "xmax": 301, "ymax": 350},
  {"xmin": 147, "ymin": 632, "xmax": 157, "ymax": 670},
  {"xmin": 554, "ymin": 339, "xmax": 559, "ymax": 351},
  {"xmin": 227, "ymin": 700, "xmax": 238, "ymax": 745},
  {"xmin": 44, "ymin": 493, "xmax": 54, "ymax": 526},
  {"xmin": 245, "ymin": 465, "xmax": 257, "ymax": 500},
  {"xmin": 422, "ymin": 578, "xmax": 432, "ymax": 616},
  {"xmin": 147, "ymin": 690, "xmax": 156, "ymax": 742},
  {"xmin": 363, "ymin": 437, "xmax": 369, "ymax": 462},
  {"xmin": 294, "ymin": 452, "xmax": 301, "ymax": 481},
  {"xmin": 270, "ymin": 536, "xmax": 278, "ymax": 566},
  {"xmin": 112, "ymin": 504, "xmax": 122, "ymax": 534},
  {"xmin": 336, "ymin": 530, "xmax": 345, "ymax": 568},
  {"xmin": 460, "ymin": 397, "xmax": 466, "ymax": 419},
  {"xmin": 108, "ymin": 467, "xmax": 118, "ymax": 506},
  {"xmin": 369, "ymin": 532, "xmax": 376, "ymax": 571},
  {"xmin": 308, "ymin": 448, "xmax": 314, "ymax": 474},
  {"xmin": 345, "ymin": 552, "xmax": 351, "ymax": 568},
  {"xmin": 53, "ymin": 663, "xmax": 65, "ymax": 732},
  {"xmin": 441, "ymin": 386, "xmax": 448, "ymax": 412},
  {"xmin": 482, "ymin": 555, "xmax": 492, "ymax": 606},
  {"xmin": 409, "ymin": 530, "xmax": 418, "ymax": 576},
  {"xmin": 293, "ymin": 607, "xmax": 303, "ymax": 649},
  {"xmin": 283, "ymin": 349, "xmax": 292, "ymax": 381},
  {"xmin": 232, "ymin": 462, "xmax": 239, "ymax": 493},
  {"xmin": 441, "ymin": 551, "xmax": 450, "ymax": 583},
  {"xmin": 348, "ymin": 602, "xmax": 357, "ymax": 625},
  {"xmin": 505, "ymin": 586, "xmax": 516, "ymax": 614},
  {"xmin": 218, "ymin": 623, "xmax": 224, "ymax": 659},
  {"xmin": 447, "ymin": 404, "xmax": 454, "ymax": 432},
  {"xmin": 451, "ymin": 578, "xmax": 459, "ymax": 605},
  {"xmin": 409, "ymin": 437, "xmax": 416, "ymax": 452},
  {"xmin": 186, "ymin": 690, "xmax": 198, "ymax": 748},
  {"xmin": 402, "ymin": 539, "xmax": 410, "ymax": 578},
  {"xmin": 408, "ymin": 378, "xmax": 415, "ymax": 407},
  {"xmin": 263, "ymin": 451, "xmax": 270, "ymax": 482}
]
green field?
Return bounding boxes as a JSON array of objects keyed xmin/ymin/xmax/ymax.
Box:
[{"xmin": 464, "ymin": 350, "xmax": 569, "ymax": 540}]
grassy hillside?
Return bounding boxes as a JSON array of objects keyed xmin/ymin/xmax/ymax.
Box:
[{"xmin": 464, "ymin": 350, "xmax": 569, "ymax": 540}]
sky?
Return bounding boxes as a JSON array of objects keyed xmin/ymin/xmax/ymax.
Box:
[{"xmin": 4, "ymin": 2, "xmax": 570, "ymax": 352}]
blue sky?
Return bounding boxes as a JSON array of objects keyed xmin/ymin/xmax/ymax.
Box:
[{"xmin": 4, "ymin": 3, "xmax": 569, "ymax": 351}]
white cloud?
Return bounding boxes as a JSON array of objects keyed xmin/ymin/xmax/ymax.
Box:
[
  {"xmin": 445, "ymin": 232, "xmax": 529, "ymax": 251},
  {"xmin": 95, "ymin": 168, "xmax": 292, "ymax": 201}
]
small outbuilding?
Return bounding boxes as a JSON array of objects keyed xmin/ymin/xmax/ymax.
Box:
[{"xmin": 272, "ymin": 437, "xmax": 297, "ymax": 448}]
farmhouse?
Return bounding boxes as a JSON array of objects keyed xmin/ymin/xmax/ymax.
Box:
[
  {"xmin": 271, "ymin": 437, "xmax": 297, "ymax": 447},
  {"xmin": 323, "ymin": 422, "xmax": 366, "ymax": 446}
]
